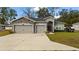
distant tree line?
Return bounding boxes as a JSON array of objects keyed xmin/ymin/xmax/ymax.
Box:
[{"xmin": 23, "ymin": 7, "xmax": 59, "ymax": 18}]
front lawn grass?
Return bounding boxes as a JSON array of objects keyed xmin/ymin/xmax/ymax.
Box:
[
  {"xmin": 47, "ymin": 32, "xmax": 79, "ymax": 48},
  {"xmin": 0, "ymin": 30, "xmax": 13, "ymax": 37}
]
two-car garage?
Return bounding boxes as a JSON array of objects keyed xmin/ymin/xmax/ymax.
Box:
[
  {"xmin": 13, "ymin": 23, "xmax": 46, "ymax": 33},
  {"xmin": 11, "ymin": 16, "xmax": 54, "ymax": 33}
]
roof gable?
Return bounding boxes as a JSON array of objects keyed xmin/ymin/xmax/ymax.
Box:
[
  {"xmin": 45, "ymin": 16, "xmax": 54, "ymax": 22},
  {"xmin": 11, "ymin": 16, "xmax": 54, "ymax": 24},
  {"xmin": 30, "ymin": 16, "xmax": 54, "ymax": 22},
  {"xmin": 12, "ymin": 17, "xmax": 35, "ymax": 24}
]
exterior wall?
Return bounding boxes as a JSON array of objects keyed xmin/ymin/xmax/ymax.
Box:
[
  {"xmin": 73, "ymin": 23, "xmax": 79, "ymax": 30},
  {"xmin": 54, "ymin": 24, "xmax": 64, "ymax": 30}
]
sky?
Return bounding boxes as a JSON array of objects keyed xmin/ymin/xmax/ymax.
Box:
[
  {"xmin": 12, "ymin": 7, "xmax": 26, "ymax": 19},
  {"xmin": 12, "ymin": 7, "xmax": 79, "ymax": 19}
]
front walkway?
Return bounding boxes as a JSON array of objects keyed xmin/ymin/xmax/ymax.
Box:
[{"xmin": 0, "ymin": 33, "xmax": 79, "ymax": 51}]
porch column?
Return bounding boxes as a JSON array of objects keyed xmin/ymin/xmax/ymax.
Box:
[{"xmin": 53, "ymin": 20, "xmax": 54, "ymax": 32}]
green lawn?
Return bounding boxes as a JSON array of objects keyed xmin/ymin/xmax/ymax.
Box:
[
  {"xmin": 0, "ymin": 30, "xmax": 13, "ymax": 37},
  {"xmin": 47, "ymin": 32, "xmax": 79, "ymax": 48}
]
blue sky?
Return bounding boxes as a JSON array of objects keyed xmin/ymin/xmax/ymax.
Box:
[
  {"xmin": 12, "ymin": 7, "xmax": 26, "ymax": 19},
  {"xmin": 12, "ymin": 7, "xmax": 79, "ymax": 19}
]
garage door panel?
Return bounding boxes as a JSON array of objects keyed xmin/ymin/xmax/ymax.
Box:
[
  {"xmin": 14, "ymin": 25, "xmax": 33, "ymax": 33},
  {"xmin": 36, "ymin": 25, "xmax": 46, "ymax": 33}
]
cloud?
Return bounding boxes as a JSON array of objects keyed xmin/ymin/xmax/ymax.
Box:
[{"xmin": 33, "ymin": 7, "xmax": 39, "ymax": 11}]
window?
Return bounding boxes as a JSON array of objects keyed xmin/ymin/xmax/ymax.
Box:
[
  {"xmin": 56, "ymin": 27, "xmax": 61, "ymax": 30},
  {"xmin": 58, "ymin": 27, "xmax": 61, "ymax": 30},
  {"xmin": 56, "ymin": 27, "xmax": 58, "ymax": 30}
]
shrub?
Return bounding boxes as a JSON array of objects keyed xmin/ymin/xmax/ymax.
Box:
[
  {"xmin": 5, "ymin": 30, "xmax": 14, "ymax": 33},
  {"xmin": 64, "ymin": 26, "xmax": 75, "ymax": 32},
  {"xmin": 54, "ymin": 30, "xmax": 65, "ymax": 32}
]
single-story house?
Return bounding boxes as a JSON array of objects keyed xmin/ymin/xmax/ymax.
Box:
[
  {"xmin": 73, "ymin": 22, "xmax": 79, "ymax": 30},
  {"xmin": 11, "ymin": 16, "xmax": 55, "ymax": 33}
]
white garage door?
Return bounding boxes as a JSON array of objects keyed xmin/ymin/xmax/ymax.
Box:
[
  {"xmin": 14, "ymin": 25, "xmax": 33, "ymax": 33},
  {"xmin": 36, "ymin": 25, "xmax": 46, "ymax": 33}
]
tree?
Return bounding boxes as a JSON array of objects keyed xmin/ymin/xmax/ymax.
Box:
[
  {"xmin": 48, "ymin": 7, "xmax": 60, "ymax": 16},
  {"xmin": 0, "ymin": 17, "xmax": 5, "ymax": 24},
  {"xmin": 37, "ymin": 7, "xmax": 51, "ymax": 18},
  {"xmin": 9, "ymin": 8, "xmax": 17, "ymax": 20},
  {"xmin": 23, "ymin": 7, "xmax": 59, "ymax": 18},
  {"xmin": 1, "ymin": 7, "xmax": 9, "ymax": 23},
  {"xmin": 0, "ymin": 8, "xmax": 6, "ymax": 24},
  {"xmin": 0, "ymin": 7, "xmax": 17, "ymax": 24},
  {"xmin": 23, "ymin": 7, "xmax": 33, "ymax": 17},
  {"xmin": 59, "ymin": 9, "xmax": 79, "ymax": 26}
]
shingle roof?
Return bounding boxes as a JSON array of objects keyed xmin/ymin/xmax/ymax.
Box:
[
  {"xmin": 11, "ymin": 16, "xmax": 54, "ymax": 23},
  {"xmin": 30, "ymin": 17, "xmax": 44, "ymax": 21},
  {"xmin": 30, "ymin": 16, "xmax": 54, "ymax": 21}
]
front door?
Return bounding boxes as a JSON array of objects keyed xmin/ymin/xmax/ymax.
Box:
[{"xmin": 47, "ymin": 21, "xmax": 53, "ymax": 32}]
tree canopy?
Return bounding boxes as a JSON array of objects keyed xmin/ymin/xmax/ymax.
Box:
[
  {"xmin": 0, "ymin": 7, "xmax": 17, "ymax": 24},
  {"xmin": 23, "ymin": 7, "xmax": 59, "ymax": 18},
  {"xmin": 37, "ymin": 7, "xmax": 51, "ymax": 18},
  {"xmin": 59, "ymin": 9, "xmax": 79, "ymax": 26},
  {"xmin": 23, "ymin": 7, "xmax": 33, "ymax": 18}
]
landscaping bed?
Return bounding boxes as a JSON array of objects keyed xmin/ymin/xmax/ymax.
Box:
[
  {"xmin": 0, "ymin": 30, "xmax": 14, "ymax": 37},
  {"xmin": 47, "ymin": 32, "xmax": 79, "ymax": 48}
]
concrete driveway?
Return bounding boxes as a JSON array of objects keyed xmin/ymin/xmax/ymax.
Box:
[{"xmin": 0, "ymin": 33, "xmax": 79, "ymax": 51}]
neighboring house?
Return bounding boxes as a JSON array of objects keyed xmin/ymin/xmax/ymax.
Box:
[
  {"xmin": 4, "ymin": 25, "xmax": 13, "ymax": 30},
  {"xmin": 0, "ymin": 24, "xmax": 5, "ymax": 31},
  {"xmin": 11, "ymin": 16, "xmax": 54, "ymax": 33},
  {"xmin": 73, "ymin": 22, "xmax": 79, "ymax": 30},
  {"xmin": 54, "ymin": 21, "xmax": 65, "ymax": 31}
]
